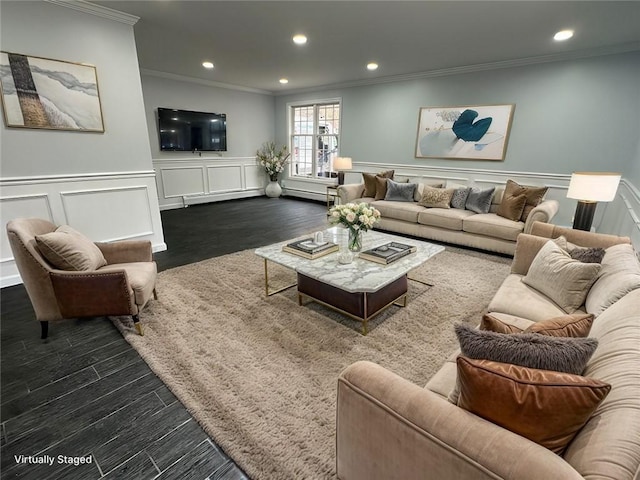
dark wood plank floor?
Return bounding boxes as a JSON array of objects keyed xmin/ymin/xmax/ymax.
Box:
[{"xmin": 1, "ymin": 196, "xmax": 328, "ymax": 480}]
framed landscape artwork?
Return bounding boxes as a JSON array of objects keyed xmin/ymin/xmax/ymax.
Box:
[
  {"xmin": 415, "ymin": 104, "xmax": 514, "ymax": 161},
  {"xmin": 0, "ymin": 52, "xmax": 104, "ymax": 132}
]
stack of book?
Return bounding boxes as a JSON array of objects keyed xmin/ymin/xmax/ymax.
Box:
[
  {"xmin": 282, "ymin": 238, "xmax": 339, "ymax": 259},
  {"xmin": 359, "ymin": 242, "xmax": 417, "ymax": 264}
]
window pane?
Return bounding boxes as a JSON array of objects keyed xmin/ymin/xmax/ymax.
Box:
[{"xmin": 292, "ymin": 135, "xmax": 313, "ymax": 177}]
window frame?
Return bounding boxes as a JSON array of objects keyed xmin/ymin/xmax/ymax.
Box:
[{"xmin": 287, "ymin": 98, "xmax": 342, "ymax": 181}]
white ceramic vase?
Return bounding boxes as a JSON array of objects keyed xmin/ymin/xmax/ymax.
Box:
[{"xmin": 265, "ymin": 180, "xmax": 282, "ymax": 198}]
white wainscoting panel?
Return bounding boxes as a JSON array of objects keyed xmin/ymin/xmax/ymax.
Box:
[
  {"xmin": 0, "ymin": 171, "xmax": 166, "ymax": 287},
  {"xmin": 153, "ymin": 156, "xmax": 265, "ymax": 210},
  {"xmin": 207, "ymin": 165, "xmax": 243, "ymax": 193}
]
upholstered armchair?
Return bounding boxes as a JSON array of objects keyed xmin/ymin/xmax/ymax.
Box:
[{"xmin": 6, "ymin": 218, "xmax": 157, "ymax": 339}]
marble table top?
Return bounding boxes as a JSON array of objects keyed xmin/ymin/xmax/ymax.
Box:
[{"xmin": 255, "ymin": 227, "xmax": 445, "ymax": 293}]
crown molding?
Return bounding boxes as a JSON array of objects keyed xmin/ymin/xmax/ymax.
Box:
[
  {"xmin": 45, "ymin": 0, "xmax": 139, "ymax": 25},
  {"xmin": 139, "ymin": 69, "xmax": 273, "ymax": 96},
  {"xmin": 276, "ymin": 42, "xmax": 640, "ymax": 97}
]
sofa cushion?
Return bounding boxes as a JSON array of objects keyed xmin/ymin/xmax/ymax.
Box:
[
  {"xmin": 456, "ymin": 357, "xmax": 611, "ymax": 455},
  {"xmin": 585, "ymin": 243, "xmax": 640, "ymax": 316},
  {"xmin": 384, "ymin": 179, "xmax": 416, "ymax": 202},
  {"xmin": 523, "ymin": 240, "xmax": 601, "ymax": 313},
  {"xmin": 417, "ymin": 186, "xmax": 454, "ymax": 208},
  {"xmin": 465, "ymin": 187, "xmax": 495, "ymax": 214},
  {"xmin": 503, "ymin": 179, "xmax": 548, "ymax": 221},
  {"xmin": 98, "ymin": 262, "xmax": 157, "ymax": 307},
  {"xmin": 362, "ymin": 170, "xmax": 394, "ymax": 197},
  {"xmin": 450, "ymin": 187, "xmax": 471, "ymax": 209},
  {"xmin": 36, "ymin": 225, "xmax": 107, "ymax": 271},
  {"xmin": 417, "ymin": 208, "xmax": 475, "ymax": 231},
  {"xmin": 462, "ymin": 213, "xmax": 524, "ymax": 242},
  {"xmin": 455, "ymin": 323, "xmax": 599, "ymax": 375},
  {"xmin": 370, "ymin": 200, "xmax": 424, "ymax": 223},
  {"xmin": 496, "ymin": 193, "xmax": 527, "ymax": 221},
  {"xmin": 481, "ymin": 312, "xmax": 594, "ymax": 337}
]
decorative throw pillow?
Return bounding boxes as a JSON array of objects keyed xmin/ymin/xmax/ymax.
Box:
[
  {"xmin": 417, "ymin": 186, "xmax": 454, "ymax": 208},
  {"xmin": 413, "ymin": 181, "xmax": 444, "ymax": 202},
  {"xmin": 522, "ymin": 241, "xmax": 601, "ymax": 313},
  {"xmin": 36, "ymin": 225, "xmax": 107, "ymax": 271},
  {"xmin": 450, "ymin": 187, "xmax": 471, "ymax": 209},
  {"xmin": 585, "ymin": 243, "xmax": 640, "ymax": 316},
  {"xmin": 570, "ymin": 247, "xmax": 606, "ymax": 264},
  {"xmin": 384, "ymin": 179, "xmax": 416, "ymax": 202},
  {"xmin": 465, "ymin": 187, "xmax": 495, "ymax": 214},
  {"xmin": 503, "ymin": 179, "xmax": 548, "ymax": 222},
  {"xmin": 496, "ymin": 193, "xmax": 527, "ymax": 221},
  {"xmin": 480, "ymin": 314, "xmax": 523, "ymax": 334},
  {"xmin": 362, "ymin": 170, "xmax": 394, "ymax": 197},
  {"xmin": 456, "ymin": 357, "xmax": 611, "ymax": 454},
  {"xmin": 374, "ymin": 176, "xmax": 389, "ymax": 200},
  {"xmin": 454, "ymin": 323, "xmax": 598, "ymax": 375}
]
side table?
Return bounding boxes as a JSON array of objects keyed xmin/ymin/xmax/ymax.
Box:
[{"xmin": 326, "ymin": 185, "xmax": 339, "ymax": 210}]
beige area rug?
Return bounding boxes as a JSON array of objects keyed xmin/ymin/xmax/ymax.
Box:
[{"xmin": 112, "ymin": 246, "xmax": 511, "ymax": 479}]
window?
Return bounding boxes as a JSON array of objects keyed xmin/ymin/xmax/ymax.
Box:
[{"xmin": 290, "ymin": 100, "xmax": 341, "ymax": 179}]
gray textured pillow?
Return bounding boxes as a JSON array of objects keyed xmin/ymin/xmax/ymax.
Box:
[
  {"xmin": 570, "ymin": 247, "xmax": 606, "ymax": 264},
  {"xmin": 384, "ymin": 179, "xmax": 416, "ymax": 202},
  {"xmin": 454, "ymin": 323, "xmax": 598, "ymax": 375},
  {"xmin": 465, "ymin": 187, "xmax": 495, "ymax": 214},
  {"xmin": 450, "ymin": 187, "xmax": 471, "ymax": 209},
  {"xmin": 523, "ymin": 240, "xmax": 601, "ymax": 313}
]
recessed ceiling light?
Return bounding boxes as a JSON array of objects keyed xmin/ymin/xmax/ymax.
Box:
[
  {"xmin": 367, "ymin": 62, "xmax": 379, "ymax": 71},
  {"xmin": 279, "ymin": 78, "xmax": 289, "ymax": 84},
  {"xmin": 202, "ymin": 61, "xmax": 214, "ymax": 69},
  {"xmin": 292, "ymin": 34, "xmax": 307, "ymax": 45},
  {"xmin": 554, "ymin": 30, "xmax": 574, "ymax": 41}
]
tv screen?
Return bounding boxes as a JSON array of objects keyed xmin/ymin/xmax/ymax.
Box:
[{"xmin": 158, "ymin": 108, "xmax": 227, "ymax": 152}]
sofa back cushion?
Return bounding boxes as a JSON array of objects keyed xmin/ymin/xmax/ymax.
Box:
[{"xmin": 563, "ymin": 288, "xmax": 640, "ymax": 479}]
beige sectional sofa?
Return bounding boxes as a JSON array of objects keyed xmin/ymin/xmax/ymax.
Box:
[
  {"xmin": 336, "ymin": 222, "xmax": 640, "ymax": 480},
  {"xmin": 337, "ymin": 182, "xmax": 559, "ymax": 255}
]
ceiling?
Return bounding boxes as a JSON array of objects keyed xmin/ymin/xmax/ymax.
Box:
[{"xmin": 92, "ymin": 1, "xmax": 640, "ymax": 94}]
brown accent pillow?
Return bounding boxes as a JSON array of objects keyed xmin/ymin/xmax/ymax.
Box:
[
  {"xmin": 362, "ymin": 170, "xmax": 394, "ymax": 197},
  {"xmin": 374, "ymin": 176, "xmax": 388, "ymax": 200},
  {"xmin": 36, "ymin": 225, "xmax": 107, "ymax": 271},
  {"xmin": 524, "ymin": 313, "xmax": 594, "ymax": 337},
  {"xmin": 496, "ymin": 193, "xmax": 527, "ymax": 221},
  {"xmin": 480, "ymin": 314, "xmax": 523, "ymax": 334},
  {"xmin": 456, "ymin": 357, "xmax": 611, "ymax": 454},
  {"xmin": 504, "ymin": 179, "xmax": 548, "ymax": 221}
]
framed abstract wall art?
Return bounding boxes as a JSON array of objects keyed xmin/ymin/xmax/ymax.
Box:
[
  {"xmin": 0, "ymin": 52, "xmax": 104, "ymax": 132},
  {"xmin": 415, "ymin": 104, "xmax": 514, "ymax": 161}
]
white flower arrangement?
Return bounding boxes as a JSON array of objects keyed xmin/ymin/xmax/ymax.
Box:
[
  {"xmin": 256, "ymin": 141, "xmax": 290, "ymax": 181},
  {"xmin": 328, "ymin": 202, "xmax": 381, "ymax": 232}
]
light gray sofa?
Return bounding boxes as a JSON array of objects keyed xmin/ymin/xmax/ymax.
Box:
[
  {"xmin": 337, "ymin": 222, "xmax": 640, "ymax": 480},
  {"xmin": 337, "ymin": 182, "xmax": 559, "ymax": 255}
]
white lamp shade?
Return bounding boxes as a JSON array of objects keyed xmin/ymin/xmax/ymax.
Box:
[
  {"xmin": 566, "ymin": 172, "xmax": 621, "ymax": 202},
  {"xmin": 333, "ymin": 157, "xmax": 353, "ymax": 171}
]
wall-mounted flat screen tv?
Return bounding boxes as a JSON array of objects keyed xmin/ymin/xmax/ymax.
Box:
[{"xmin": 158, "ymin": 107, "xmax": 227, "ymax": 152}]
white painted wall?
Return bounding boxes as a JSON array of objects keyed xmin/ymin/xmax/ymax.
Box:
[
  {"xmin": 140, "ymin": 73, "xmax": 275, "ymax": 208},
  {"xmin": 275, "ymin": 51, "xmax": 640, "ymax": 246},
  {"xmin": 0, "ymin": 1, "xmax": 166, "ymax": 287}
]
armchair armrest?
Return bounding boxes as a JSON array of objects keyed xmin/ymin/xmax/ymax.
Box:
[
  {"xmin": 96, "ymin": 240, "xmax": 153, "ymax": 264},
  {"xmin": 523, "ymin": 199, "xmax": 559, "ymax": 234},
  {"xmin": 50, "ymin": 270, "xmax": 134, "ymax": 318},
  {"xmin": 337, "ymin": 183, "xmax": 365, "ymax": 204},
  {"xmin": 337, "ymin": 361, "xmax": 582, "ymax": 480}
]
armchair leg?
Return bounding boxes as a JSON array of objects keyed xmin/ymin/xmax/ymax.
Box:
[
  {"xmin": 132, "ymin": 315, "xmax": 144, "ymax": 336},
  {"xmin": 40, "ymin": 321, "xmax": 49, "ymax": 340}
]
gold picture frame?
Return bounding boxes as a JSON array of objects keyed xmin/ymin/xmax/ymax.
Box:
[
  {"xmin": 415, "ymin": 104, "xmax": 514, "ymax": 161},
  {"xmin": 0, "ymin": 51, "xmax": 104, "ymax": 132}
]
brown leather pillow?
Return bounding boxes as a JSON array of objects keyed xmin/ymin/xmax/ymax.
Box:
[
  {"xmin": 456, "ymin": 356, "xmax": 611, "ymax": 454},
  {"xmin": 480, "ymin": 314, "xmax": 523, "ymax": 334},
  {"xmin": 496, "ymin": 193, "xmax": 527, "ymax": 221},
  {"xmin": 524, "ymin": 313, "xmax": 594, "ymax": 337},
  {"xmin": 362, "ymin": 170, "xmax": 394, "ymax": 198},
  {"xmin": 504, "ymin": 179, "xmax": 548, "ymax": 221}
]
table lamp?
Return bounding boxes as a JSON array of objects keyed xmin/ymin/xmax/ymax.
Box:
[
  {"xmin": 333, "ymin": 157, "xmax": 353, "ymax": 185},
  {"xmin": 566, "ymin": 172, "xmax": 621, "ymax": 231}
]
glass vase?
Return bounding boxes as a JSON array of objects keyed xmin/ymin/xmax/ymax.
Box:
[{"xmin": 347, "ymin": 228, "xmax": 363, "ymax": 252}]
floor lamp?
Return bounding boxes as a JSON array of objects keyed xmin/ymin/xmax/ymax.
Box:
[
  {"xmin": 333, "ymin": 157, "xmax": 353, "ymax": 185},
  {"xmin": 566, "ymin": 172, "xmax": 621, "ymax": 231}
]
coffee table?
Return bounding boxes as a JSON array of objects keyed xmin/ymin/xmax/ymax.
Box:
[{"xmin": 255, "ymin": 227, "xmax": 445, "ymax": 334}]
